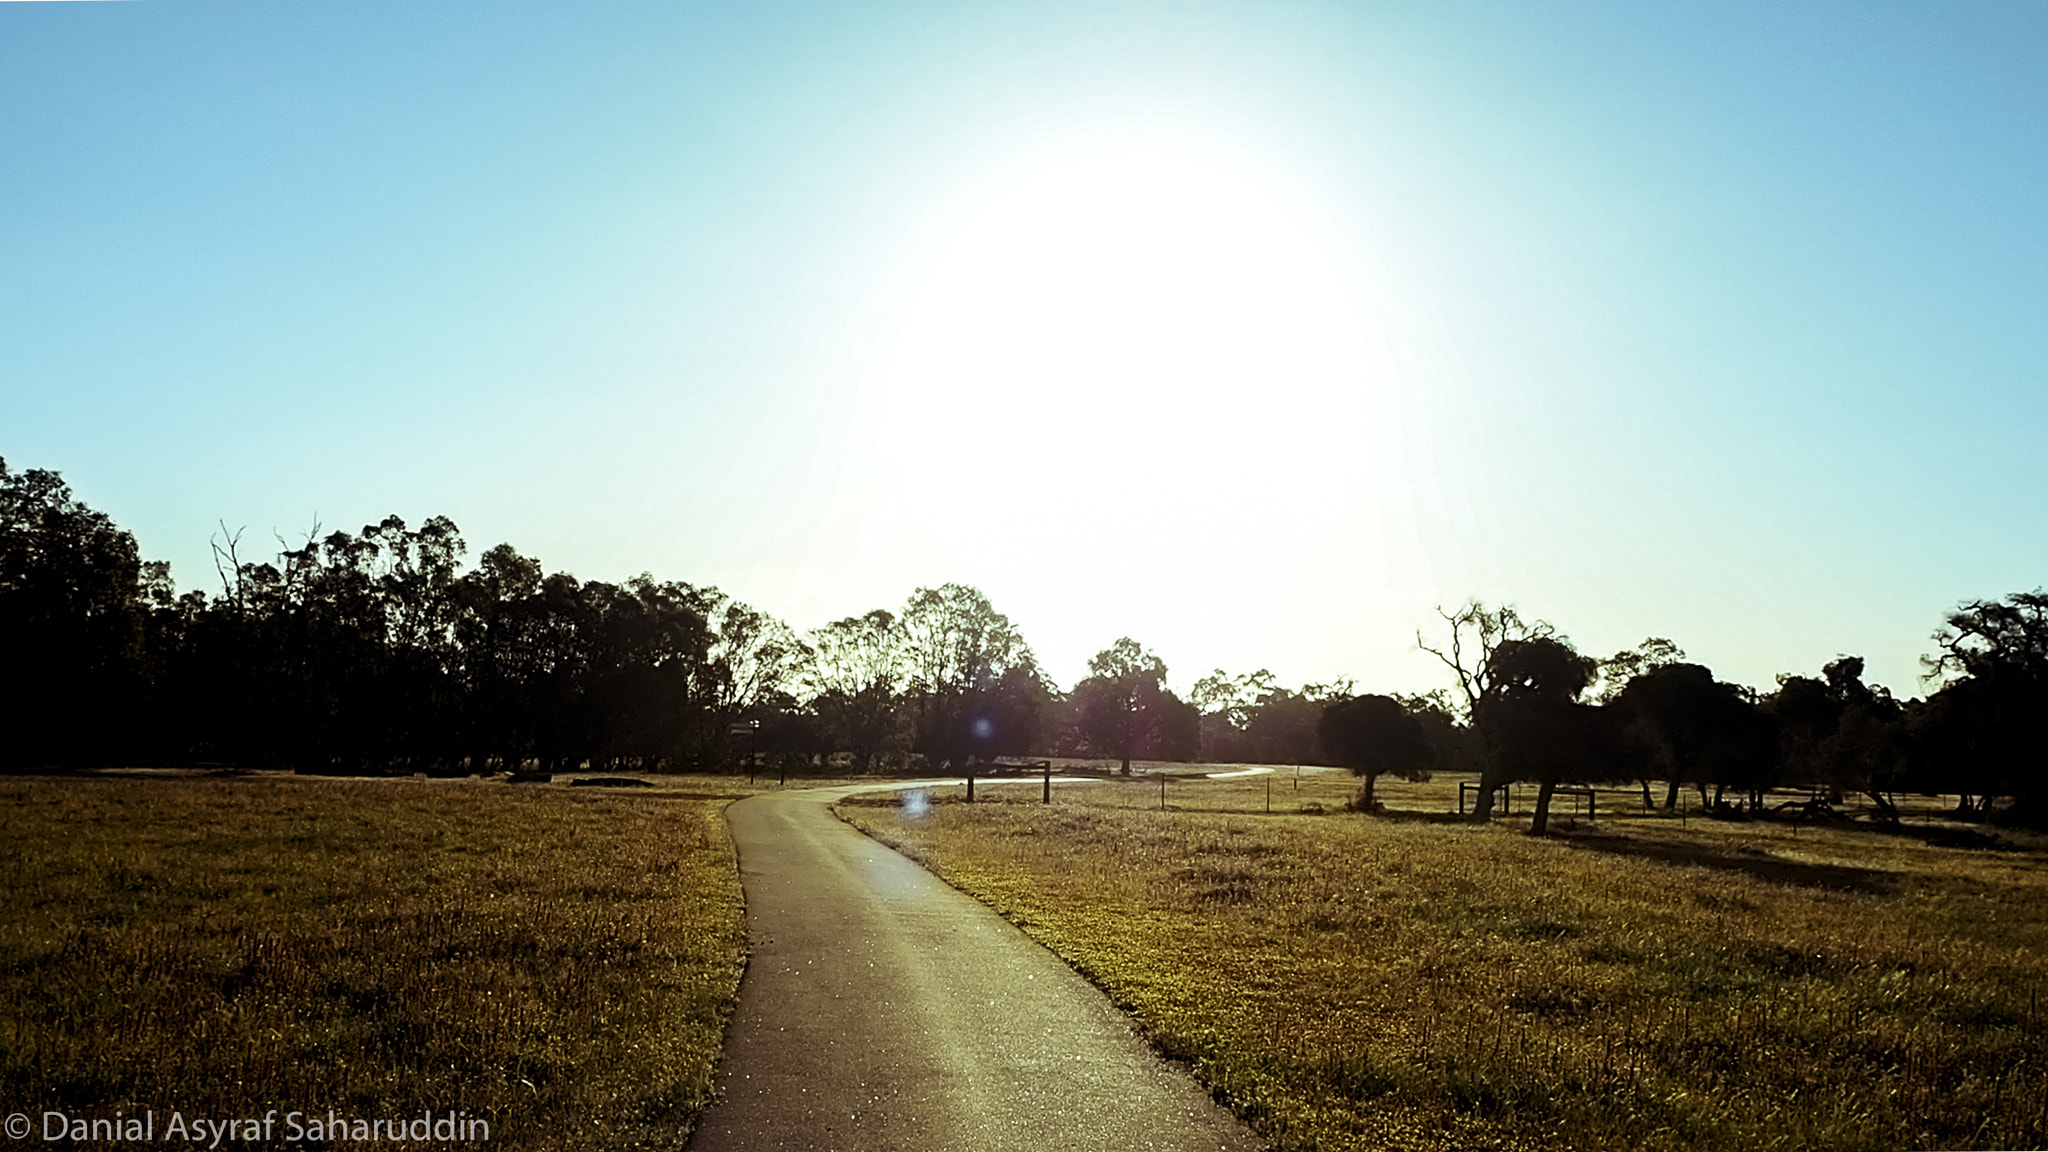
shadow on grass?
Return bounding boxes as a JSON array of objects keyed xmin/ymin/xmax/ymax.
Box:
[
  {"xmin": 1556, "ymin": 831, "xmax": 1902, "ymax": 893},
  {"xmin": 1865, "ymin": 821, "xmax": 2026, "ymax": 852},
  {"xmin": 1372, "ymin": 807, "xmax": 1486, "ymax": 826}
]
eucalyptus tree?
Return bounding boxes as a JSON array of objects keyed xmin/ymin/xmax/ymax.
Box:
[
  {"xmin": 1417, "ymin": 600, "xmax": 1560, "ymax": 820},
  {"xmin": 586, "ymin": 576, "xmax": 716, "ymax": 769},
  {"xmin": 367, "ymin": 515, "xmax": 469, "ymax": 766},
  {"xmin": 1421, "ymin": 600, "xmax": 1626, "ymax": 832},
  {"xmin": 1594, "ymin": 637, "xmax": 1685, "ymax": 704},
  {"xmin": 1319, "ymin": 693, "xmax": 1433, "ymax": 812},
  {"xmin": 1762, "ymin": 656, "xmax": 1913, "ymax": 819},
  {"xmin": 0, "ymin": 459, "xmax": 152, "ymax": 766},
  {"xmin": 898, "ymin": 583, "xmax": 1041, "ymax": 775},
  {"xmin": 1394, "ymin": 689, "xmax": 1477, "ymax": 773},
  {"xmin": 1621, "ymin": 662, "xmax": 1776, "ymax": 812},
  {"xmin": 1184, "ymin": 668, "xmax": 1353, "ymax": 765},
  {"xmin": 1074, "ymin": 637, "xmax": 1197, "ymax": 773},
  {"xmin": 805, "ymin": 608, "xmax": 903, "ymax": 770},
  {"xmin": 256, "ymin": 515, "xmax": 472, "ymax": 769},
  {"xmin": 1921, "ymin": 591, "xmax": 2048, "ymax": 816},
  {"xmin": 1244, "ymin": 681, "xmax": 1350, "ymax": 766},
  {"xmin": 1592, "ymin": 637, "xmax": 1687, "ymax": 805},
  {"xmin": 1478, "ymin": 635, "xmax": 1606, "ymax": 835},
  {"xmin": 1188, "ymin": 668, "xmax": 1274, "ymax": 762},
  {"xmin": 451, "ymin": 543, "xmax": 552, "ymax": 769},
  {"xmin": 683, "ymin": 585, "xmax": 809, "ymax": 762}
]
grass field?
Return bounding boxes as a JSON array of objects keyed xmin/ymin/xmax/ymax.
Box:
[
  {"xmin": 842, "ymin": 767, "xmax": 2048, "ymax": 1152},
  {"xmin": 0, "ymin": 772, "xmax": 764, "ymax": 1150}
]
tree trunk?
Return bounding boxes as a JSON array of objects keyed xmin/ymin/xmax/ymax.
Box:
[
  {"xmin": 1359, "ymin": 772, "xmax": 1378, "ymax": 813},
  {"xmin": 1640, "ymin": 779, "xmax": 1655, "ymax": 810},
  {"xmin": 1530, "ymin": 778, "xmax": 1558, "ymax": 836},
  {"xmin": 1664, "ymin": 776, "xmax": 1682, "ymax": 810},
  {"xmin": 1471, "ymin": 771, "xmax": 1502, "ymax": 821}
]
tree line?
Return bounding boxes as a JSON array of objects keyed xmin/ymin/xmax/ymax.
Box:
[
  {"xmin": 0, "ymin": 459, "xmax": 1307, "ymax": 774},
  {"xmin": 1336, "ymin": 598, "xmax": 2048, "ymax": 832},
  {"xmin": 3, "ymin": 458, "xmax": 2043, "ymax": 825}
]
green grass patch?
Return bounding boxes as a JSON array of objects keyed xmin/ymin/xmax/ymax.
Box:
[
  {"xmin": 843, "ymin": 773, "xmax": 2048, "ymax": 1152},
  {"xmin": 0, "ymin": 773, "xmax": 755, "ymax": 1150}
]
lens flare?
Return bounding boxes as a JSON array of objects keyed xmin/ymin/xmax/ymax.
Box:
[{"xmin": 902, "ymin": 788, "xmax": 931, "ymax": 819}]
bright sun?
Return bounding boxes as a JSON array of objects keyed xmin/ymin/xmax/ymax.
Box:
[
  {"xmin": 847, "ymin": 142, "xmax": 1399, "ymax": 617},
  {"xmin": 870, "ymin": 147, "xmax": 1377, "ymax": 457}
]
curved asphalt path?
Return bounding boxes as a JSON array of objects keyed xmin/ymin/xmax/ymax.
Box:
[{"xmin": 687, "ymin": 783, "xmax": 1265, "ymax": 1152}]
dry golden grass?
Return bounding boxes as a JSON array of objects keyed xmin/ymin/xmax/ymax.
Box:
[
  {"xmin": 844, "ymin": 770, "xmax": 2048, "ymax": 1152},
  {"xmin": 0, "ymin": 773, "xmax": 758, "ymax": 1150}
]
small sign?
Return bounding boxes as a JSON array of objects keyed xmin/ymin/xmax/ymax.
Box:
[{"xmin": 728, "ymin": 723, "xmax": 756, "ymax": 736}]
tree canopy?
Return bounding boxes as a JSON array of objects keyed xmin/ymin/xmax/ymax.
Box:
[
  {"xmin": 1073, "ymin": 638, "xmax": 1197, "ymax": 772},
  {"xmin": 1318, "ymin": 694, "xmax": 1433, "ymax": 811}
]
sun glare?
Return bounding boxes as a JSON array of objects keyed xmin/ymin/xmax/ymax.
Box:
[
  {"xmin": 824, "ymin": 136, "xmax": 1424, "ymax": 675},
  {"xmin": 855, "ymin": 146, "xmax": 1390, "ymax": 554}
]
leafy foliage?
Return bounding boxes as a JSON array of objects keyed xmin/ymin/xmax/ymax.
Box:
[
  {"xmin": 899, "ymin": 583, "xmax": 1049, "ymax": 770},
  {"xmin": 1318, "ymin": 693, "xmax": 1433, "ymax": 810},
  {"xmin": 1072, "ymin": 638, "xmax": 1199, "ymax": 771}
]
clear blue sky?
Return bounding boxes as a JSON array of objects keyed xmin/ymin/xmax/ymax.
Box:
[{"xmin": 5, "ymin": 1, "xmax": 2046, "ymax": 698}]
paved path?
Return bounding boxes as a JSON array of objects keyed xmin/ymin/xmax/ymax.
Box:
[{"xmin": 687, "ymin": 784, "xmax": 1265, "ymax": 1152}]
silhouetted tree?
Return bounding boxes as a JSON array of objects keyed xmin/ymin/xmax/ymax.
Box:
[
  {"xmin": 1075, "ymin": 638, "xmax": 1176, "ymax": 773},
  {"xmin": 1478, "ymin": 636, "xmax": 1603, "ymax": 835},
  {"xmin": 1764, "ymin": 657, "xmax": 1908, "ymax": 818},
  {"xmin": 965, "ymin": 662, "xmax": 1058, "ymax": 762},
  {"xmin": 1819, "ymin": 658, "xmax": 1910, "ymax": 818},
  {"xmin": 1595, "ymin": 637, "xmax": 1686, "ymax": 805},
  {"xmin": 1396, "ymin": 689, "xmax": 1480, "ymax": 774},
  {"xmin": 1319, "ymin": 694, "xmax": 1433, "ymax": 811},
  {"xmin": 683, "ymin": 586, "xmax": 808, "ymax": 763},
  {"xmin": 184, "ymin": 526, "xmax": 809, "ymax": 774},
  {"xmin": 1189, "ymin": 668, "xmax": 1273, "ymax": 762},
  {"xmin": 1244, "ymin": 683, "xmax": 1341, "ymax": 766},
  {"xmin": 452, "ymin": 542, "xmax": 552, "ymax": 770},
  {"xmin": 0, "ymin": 460, "xmax": 152, "ymax": 767},
  {"xmin": 805, "ymin": 609, "xmax": 902, "ymax": 770},
  {"xmin": 1921, "ymin": 592, "xmax": 2048, "ymax": 818},
  {"xmin": 1911, "ymin": 677, "xmax": 2009, "ymax": 815},
  {"xmin": 1418, "ymin": 600, "xmax": 1561, "ymax": 821},
  {"xmin": 592, "ymin": 576, "xmax": 722, "ymax": 769},
  {"xmin": 1623, "ymin": 663, "xmax": 1776, "ymax": 812},
  {"xmin": 899, "ymin": 584, "xmax": 1039, "ymax": 788},
  {"xmin": 1593, "ymin": 637, "xmax": 1685, "ymax": 703},
  {"xmin": 1766, "ymin": 673, "xmax": 1837, "ymax": 790}
]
